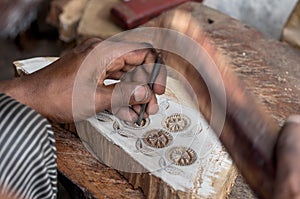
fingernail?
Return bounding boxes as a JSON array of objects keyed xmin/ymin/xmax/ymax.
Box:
[
  {"xmin": 134, "ymin": 86, "xmax": 148, "ymax": 102},
  {"xmin": 286, "ymin": 115, "xmax": 300, "ymax": 124}
]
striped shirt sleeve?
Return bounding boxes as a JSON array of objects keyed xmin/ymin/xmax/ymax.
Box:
[{"xmin": 0, "ymin": 93, "xmax": 57, "ymax": 199}]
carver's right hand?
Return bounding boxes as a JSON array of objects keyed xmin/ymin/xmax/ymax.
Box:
[{"xmin": 0, "ymin": 38, "xmax": 166, "ymax": 123}]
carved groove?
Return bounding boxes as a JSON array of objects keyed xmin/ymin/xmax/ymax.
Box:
[
  {"xmin": 163, "ymin": 114, "xmax": 190, "ymax": 132},
  {"xmin": 143, "ymin": 129, "xmax": 173, "ymax": 148},
  {"xmin": 166, "ymin": 147, "xmax": 197, "ymax": 166}
]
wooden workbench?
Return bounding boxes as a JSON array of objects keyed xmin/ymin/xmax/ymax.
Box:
[{"xmin": 54, "ymin": 2, "xmax": 300, "ymax": 199}]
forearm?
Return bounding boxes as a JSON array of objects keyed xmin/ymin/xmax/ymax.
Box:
[
  {"xmin": 0, "ymin": 76, "xmax": 42, "ymax": 113},
  {"xmin": 0, "ymin": 78, "xmax": 25, "ymax": 101}
]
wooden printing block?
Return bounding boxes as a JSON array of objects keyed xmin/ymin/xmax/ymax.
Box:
[{"xmin": 76, "ymin": 93, "xmax": 236, "ymax": 199}]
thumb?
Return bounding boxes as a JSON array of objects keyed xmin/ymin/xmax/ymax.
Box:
[
  {"xmin": 96, "ymin": 82, "xmax": 152, "ymax": 120},
  {"xmin": 112, "ymin": 82, "xmax": 152, "ymax": 107}
]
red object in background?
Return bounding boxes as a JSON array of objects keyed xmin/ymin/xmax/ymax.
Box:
[{"xmin": 111, "ymin": 0, "xmax": 203, "ymax": 29}]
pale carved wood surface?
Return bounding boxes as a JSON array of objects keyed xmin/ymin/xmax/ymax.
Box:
[{"xmin": 77, "ymin": 94, "xmax": 236, "ymax": 199}]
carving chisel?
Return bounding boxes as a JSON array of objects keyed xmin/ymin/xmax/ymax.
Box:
[{"xmin": 136, "ymin": 53, "xmax": 163, "ymax": 125}]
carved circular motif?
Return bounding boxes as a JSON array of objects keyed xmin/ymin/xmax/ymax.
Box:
[
  {"xmin": 163, "ymin": 114, "xmax": 190, "ymax": 132},
  {"xmin": 166, "ymin": 147, "xmax": 197, "ymax": 166},
  {"xmin": 122, "ymin": 118, "xmax": 149, "ymax": 129},
  {"xmin": 143, "ymin": 129, "xmax": 173, "ymax": 148},
  {"xmin": 135, "ymin": 138, "xmax": 155, "ymax": 155}
]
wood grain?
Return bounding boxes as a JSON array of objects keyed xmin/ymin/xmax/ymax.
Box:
[{"xmin": 53, "ymin": 124, "xmax": 145, "ymax": 199}]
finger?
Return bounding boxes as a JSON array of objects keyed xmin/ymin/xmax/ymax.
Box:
[
  {"xmin": 153, "ymin": 63, "xmax": 167, "ymax": 95},
  {"xmin": 130, "ymin": 85, "xmax": 152, "ymax": 105},
  {"xmin": 140, "ymin": 52, "xmax": 167, "ymax": 95},
  {"xmin": 108, "ymin": 47, "xmax": 156, "ymax": 72},
  {"xmin": 113, "ymin": 83, "xmax": 151, "ymax": 105},
  {"xmin": 124, "ymin": 48, "xmax": 156, "ymax": 66},
  {"xmin": 105, "ymin": 64, "xmax": 138, "ymax": 80},
  {"xmin": 121, "ymin": 65, "xmax": 137, "ymax": 72},
  {"xmin": 115, "ymin": 107, "xmax": 138, "ymax": 122},
  {"xmin": 106, "ymin": 71, "xmax": 125, "ymax": 80},
  {"xmin": 103, "ymin": 83, "xmax": 152, "ymax": 116},
  {"xmin": 132, "ymin": 105, "xmax": 149, "ymax": 118},
  {"xmin": 146, "ymin": 94, "xmax": 159, "ymax": 115},
  {"xmin": 131, "ymin": 95, "xmax": 158, "ymax": 119},
  {"xmin": 122, "ymin": 62, "xmax": 167, "ymax": 95},
  {"xmin": 99, "ymin": 83, "xmax": 152, "ymax": 109},
  {"xmin": 120, "ymin": 65, "xmax": 149, "ymax": 84},
  {"xmin": 274, "ymin": 115, "xmax": 300, "ymax": 199}
]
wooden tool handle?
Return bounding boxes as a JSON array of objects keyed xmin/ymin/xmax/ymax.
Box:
[{"xmin": 110, "ymin": 0, "xmax": 203, "ymax": 29}]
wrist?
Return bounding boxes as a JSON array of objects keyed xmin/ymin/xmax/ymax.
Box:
[
  {"xmin": 0, "ymin": 78, "xmax": 22, "ymax": 99},
  {"xmin": 0, "ymin": 77, "xmax": 42, "ymax": 113}
]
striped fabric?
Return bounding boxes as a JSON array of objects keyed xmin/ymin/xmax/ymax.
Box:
[{"xmin": 0, "ymin": 93, "xmax": 57, "ymax": 199}]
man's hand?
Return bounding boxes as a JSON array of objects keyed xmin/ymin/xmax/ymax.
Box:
[
  {"xmin": 0, "ymin": 38, "xmax": 166, "ymax": 123},
  {"xmin": 274, "ymin": 115, "xmax": 300, "ymax": 199}
]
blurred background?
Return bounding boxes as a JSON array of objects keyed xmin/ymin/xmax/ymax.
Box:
[{"xmin": 0, "ymin": 0, "xmax": 299, "ymax": 81}]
